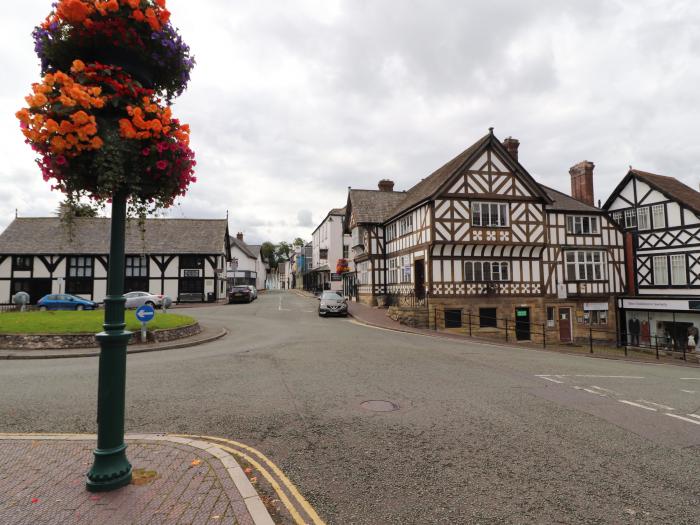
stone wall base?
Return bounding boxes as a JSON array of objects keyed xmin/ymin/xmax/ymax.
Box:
[{"xmin": 387, "ymin": 306, "xmax": 430, "ymax": 328}]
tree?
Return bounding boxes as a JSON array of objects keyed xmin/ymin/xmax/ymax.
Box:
[
  {"xmin": 276, "ymin": 241, "xmax": 292, "ymax": 260},
  {"xmin": 293, "ymin": 237, "xmax": 306, "ymax": 247},
  {"xmin": 260, "ymin": 241, "xmax": 278, "ymax": 268},
  {"xmin": 55, "ymin": 200, "xmax": 99, "ymax": 219}
]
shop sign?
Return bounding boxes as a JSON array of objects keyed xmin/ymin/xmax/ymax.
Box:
[
  {"xmin": 622, "ymin": 298, "xmax": 690, "ymax": 311},
  {"xmin": 331, "ymin": 273, "xmax": 342, "ymax": 282},
  {"xmin": 584, "ymin": 302, "xmax": 608, "ymax": 311}
]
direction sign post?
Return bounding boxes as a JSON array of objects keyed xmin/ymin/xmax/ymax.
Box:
[{"xmin": 135, "ymin": 305, "xmax": 155, "ymax": 343}]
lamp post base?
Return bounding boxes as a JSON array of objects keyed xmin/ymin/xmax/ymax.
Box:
[{"xmin": 86, "ymin": 442, "xmax": 132, "ymax": 492}]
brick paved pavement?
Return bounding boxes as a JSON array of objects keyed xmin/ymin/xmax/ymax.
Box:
[{"xmin": 0, "ymin": 438, "xmax": 262, "ymax": 525}]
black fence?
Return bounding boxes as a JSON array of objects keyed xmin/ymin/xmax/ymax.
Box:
[
  {"xmin": 433, "ymin": 309, "xmax": 696, "ymax": 361},
  {"xmin": 385, "ymin": 290, "xmax": 427, "ymax": 308}
]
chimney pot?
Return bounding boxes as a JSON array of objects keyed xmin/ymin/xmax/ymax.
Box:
[
  {"xmin": 236, "ymin": 232, "xmax": 244, "ymax": 241},
  {"xmin": 503, "ymin": 137, "xmax": 520, "ymax": 161},
  {"xmin": 569, "ymin": 161, "xmax": 595, "ymax": 206},
  {"xmin": 378, "ymin": 179, "xmax": 394, "ymax": 192}
]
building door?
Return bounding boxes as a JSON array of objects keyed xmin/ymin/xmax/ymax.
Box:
[
  {"xmin": 515, "ymin": 307, "xmax": 531, "ymax": 340},
  {"xmin": 559, "ymin": 307, "xmax": 572, "ymax": 342},
  {"xmin": 414, "ymin": 260, "xmax": 425, "ymax": 298}
]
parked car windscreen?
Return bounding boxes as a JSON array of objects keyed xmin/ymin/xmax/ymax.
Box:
[{"xmin": 321, "ymin": 292, "xmax": 344, "ymax": 300}]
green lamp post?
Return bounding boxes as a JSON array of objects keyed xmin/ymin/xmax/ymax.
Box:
[
  {"xmin": 20, "ymin": 0, "xmax": 196, "ymax": 493},
  {"xmin": 86, "ymin": 190, "xmax": 132, "ymax": 491}
]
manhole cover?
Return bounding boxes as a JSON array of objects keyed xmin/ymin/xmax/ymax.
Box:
[{"xmin": 360, "ymin": 400, "xmax": 399, "ymax": 412}]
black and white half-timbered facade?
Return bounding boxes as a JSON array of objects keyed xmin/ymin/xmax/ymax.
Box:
[
  {"xmin": 0, "ymin": 217, "xmax": 231, "ymax": 304},
  {"xmin": 604, "ymin": 169, "xmax": 700, "ymax": 350},
  {"xmin": 345, "ymin": 131, "xmax": 626, "ymax": 343}
]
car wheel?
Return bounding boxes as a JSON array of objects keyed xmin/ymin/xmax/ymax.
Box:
[
  {"xmin": 39, "ymin": 306, "xmax": 47, "ymax": 312},
  {"xmin": 145, "ymin": 301, "xmax": 155, "ymax": 307},
  {"xmin": 76, "ymin": 305, "xmax": 84, "ymax": 311}
]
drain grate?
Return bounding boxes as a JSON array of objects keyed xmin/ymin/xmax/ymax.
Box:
[{"xmin": 360, "ymin": 400, "xmax": 399, "ymax": 412}]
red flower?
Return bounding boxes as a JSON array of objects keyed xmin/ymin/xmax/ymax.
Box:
[
  {"xmin": 142, "ymin": 147, "xmax": 151, "ymax": 156},
  {"xmin": 55, "ymin": 155, "xmax": 67, "ymax": 165},
  {"xmin": 156, "ymin": 160, "xmax": 168, "ymax": 170}
]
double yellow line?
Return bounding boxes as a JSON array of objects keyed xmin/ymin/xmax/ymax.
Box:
[{"xmin": 178, "ymin": 434, "xmax": 325, "ymax": 525}]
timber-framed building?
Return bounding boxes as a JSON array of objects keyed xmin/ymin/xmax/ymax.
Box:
[{"xmin": 345, "ymin": 130, "xmax": 626, "ymax": 343}]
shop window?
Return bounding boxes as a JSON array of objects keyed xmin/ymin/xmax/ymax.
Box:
[
  {"xmin": 12, "ymin": 255, "xmax": 32, "ymax": 271},
  {"xmin": 584, "ymin": 310, "xmax": 608, "ymax": 325},
  {"xmin": 479, "ymin": 307, "xmax": 498, "ymax": 328}
]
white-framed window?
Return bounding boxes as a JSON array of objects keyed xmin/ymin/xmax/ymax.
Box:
[
  {"xmin": 653, "ymin": 256, "xmax": 668, "ymax": 286},
  {"xmin": 651, "ymin": 204, "xmax": 665, "ymax": 229},
  {"xmin": 566, "ymin": 216, "xmax": 599, "ymax": 235},
  {"xmin": 565, "ymin": 250, "xmax": 606, "ymax": 281},
  {"xmin": 611, "ymin": 211, "xmax": 623, "ymax": 225},
  {"xmin": 637, "ymin": 207, "xmax": 650, "ymax": 230},
  {"xmin": 464, "ymin": 261, "xmax": 510, "ymax": 282},
  {"xmin": 385, "ymin": 223, "xmax": 397, "ymax": 242},
  {"xmin": 670, "ymin": 254, "xmax": 687, "ymax": 285},
  {"xmin": 358, "ymin": 261, "xmax": 370, "ymax": 285},
  {"xmin": 472, "ymin": 202, "xmax": 508, "ymax": 227},
  {"xmin": 398, "ymin": 215, "xmax": 414, "ymax": 236},
  {"xmin": 624, "ymin": 209, "xmax": 637, "ymax": 229},
  {"xmin": 388, "ymin": 258, "xmax": 398, "ymax": 284},
  {"xmin": 400, "ymin": 255, "xmax": 411, "ymax": 283}
]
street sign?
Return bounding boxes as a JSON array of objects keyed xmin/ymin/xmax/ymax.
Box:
[{"xmin": 135, "ymin": 305, "xmax": 155, "ymax": 323}]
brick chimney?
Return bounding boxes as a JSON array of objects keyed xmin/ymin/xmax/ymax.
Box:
[
  {"xmin": 569, "ymin": 161, "xmax": 595, "ymax": 206},
  {"xmin": 378, "ymin": 179, "xmax": 394, "ymax": 192},
  {"xmin": 503, "ymin": 137, "xmax": 520, "ymax": 161},
  {"xmin": 236, "ymin": 232, "xmax": 244, "ymax": 241}
]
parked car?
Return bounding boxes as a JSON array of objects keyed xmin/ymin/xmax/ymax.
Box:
[
  {"xmin": 123, "ymin": 291, "xmax": 165, "ymax": 309},
  {"xmin": 246, "ymin": 285, "xmax": 258, "ymax": 300},
  {"xmin": 318, "ymin": 291, "xmax": 348, "ymax": 317},
  {"xmin": 228, "ymin": 286, "xmax": 253, "ymax": 303},
  {"xmin": 37, "ymin": 294, "xmax": 97, "ymax": 311}
]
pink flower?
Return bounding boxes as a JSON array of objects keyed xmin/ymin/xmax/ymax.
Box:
[
  {"xmin": 156, "ymin": 142, "xmax": 168, "ymax": 153},
  {"xmin": 55, "ymin": 155, "xmax": 67, "ymax": 166},
  {"xmin": 142, "ymin": 147, "xmax": 151, "ymax": 156},
  {"xmin": 156, "ymin": 160, "xmax": 168, "ymax": 170}
]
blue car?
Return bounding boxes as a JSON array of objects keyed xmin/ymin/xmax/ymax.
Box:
[{"xmin": 37, "ymin": 294, "xmax": 97, "ymax": 311}]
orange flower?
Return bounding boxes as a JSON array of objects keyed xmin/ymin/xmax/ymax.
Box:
[
  {"xmin": 119, "ymin": 119, "xmax": 137, "ymax": 138},
  {"xmin": 90, "ymin": 136, "xmax": 104, "ymax": 149},
  {"xmin": 70, "ymin": 110, "xmax": 90, "ymax": 126},
  {"xmin": 59, "ymin": 120, "xmax": 74, "ymax": 134},
  {"xmin": 126, "ymin": 0, "xmax": 140, "ymax": 8},
  {"xmin": 131, "ymin": 9, "xmax": 144, "ymax": 22},
  {"xmin": 29, "ymin": 93, "xmax": 48, "ymax": 107},
  {"xmin": 155, "ymin": 0, "xmax": 166, "ymax": 7},
  {"xmin": 50, "ymin": 135, "xmax": 68, "ymax": 152},
  {"xmin": 57, "ymin": 0, "xmax": 91, "ymax": 24},
  {"xmin": 15, "ymin": 108, "xmax": 30, "ymax": 124},
  {"xmin": 71, "ymin": 60, "xmax": 86, "ymax": 73},
  {"xmin": 158, "ymin": 8, "xmax": 170, "ymax": 23},
  {"xmin": 45, "ymin": 119, "xmax": 60, "ymax": 133},
  {"xmin": 106, "ymin": 0, "xmax": 119, "ymax": 12}
]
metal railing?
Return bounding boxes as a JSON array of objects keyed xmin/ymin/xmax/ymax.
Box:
[
  {"xmin": 385, "ymin": 290, "xmax": 427, "ymax": 308},
  {"xmin": 431, "ymin": 309, "xmax": 697, "ymax": 361}
]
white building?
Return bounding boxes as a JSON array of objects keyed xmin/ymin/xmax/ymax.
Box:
[
  {"xmin": 0, "ymin": 217, "xmax": 230, "ymax": 304},
  {"xmin": 228, "ymin": 232, "xmax": 266, "ymax": 290},
  {"xmin": 604, "ymin": 169, "xmax": 700, "ymax": 350},
  {"xmin": 310, "ymin": 207, "xmax": 352, "ymax": 292}
]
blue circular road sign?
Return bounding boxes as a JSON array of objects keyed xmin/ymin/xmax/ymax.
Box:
[{"xmin": 135, "ymin": 304, "xmax": 156, "ymax": 323}]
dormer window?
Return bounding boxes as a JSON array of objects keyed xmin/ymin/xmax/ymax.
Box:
[{"xmin": 472, "ymin": 202, "xmax": 508, "ymax": 227}]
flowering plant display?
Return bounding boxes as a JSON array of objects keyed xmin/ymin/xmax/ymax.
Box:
[
  {"xmin": 33, "ymin": 0, "xmax": 194, "ymax": 100},
  {"xmin": 17, "ymin": 60, "xmax": 196, "ymax": 209}
]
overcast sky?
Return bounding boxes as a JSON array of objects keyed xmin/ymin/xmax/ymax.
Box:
[{"xmin": 2, "ymin": 1, "xmax": 700, "ymax": 243}]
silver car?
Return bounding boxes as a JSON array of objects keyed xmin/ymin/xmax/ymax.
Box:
[
  {"xmin": 123, "ymin": 291, "xmax": 164, "ymax": 309},
  {"xmin": 246, "ymin": 285, "xmax": 258, "ymax": 300},
  {"xmin": 318, "ymin": 291, "xmax": 348, "ymax": 317}
]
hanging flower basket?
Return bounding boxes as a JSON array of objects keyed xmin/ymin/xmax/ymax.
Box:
[
  {"xmin": 17, "ymin": 60, "xmax": 196, "ymax": 209},
  {"xmin": 33, "ymin": 0, "xmax": 194, "ymax": 101}
]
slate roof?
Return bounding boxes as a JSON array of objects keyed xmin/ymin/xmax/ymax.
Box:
[
  {"xmin": 540, "ymin": 185, "xmax": 602, "ymax": 213},
  {"xmin": 347, "ymin": 190, "xmax": 407, "ymax": 224},
  {"xmin": 630, "ymin": 169, "xmax": 700, "ymax": 215},
  {"xmin": 230, "ymin": 236, "xmax": 259, "ymax": 259},
  {"xmin": 0, "ymin": 217, "xmax": 228, "ymax": 255}
]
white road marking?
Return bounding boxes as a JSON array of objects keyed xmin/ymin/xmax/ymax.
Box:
[
  {"xmin": 681, "ymin": 390, "xmax": 697, "ymax": 394},
  {"xmin": 573, "ymin": 386, "xmax": 607, "ymax": 396},
  {"xmin": 619, "ymin": 400, "xmax": 657, "ymax": 411},
  {"xmin": 590, "ymin": 385, "xmax": 621, "ymax": 395},
  {"xmin": 637, "ymin": 400, "xmax": 675, "ymax": 411},
  {"xmin": 666, "ymin": 413, "xmax": 700, "ymax": 426},
  {"xmin": 687, "ymin": 414, "xmax": 700, "ymax": 420},
  {"xmin": 573, "ymin": 375, "xmax": 645, "ymax": 379},
  {"xmin": 536, "ymin": 375, "xmax": 564, "ymax": 384},
  {"xmin": 680, "ymin": 378, "xmax": 700, "ymax": 381}
]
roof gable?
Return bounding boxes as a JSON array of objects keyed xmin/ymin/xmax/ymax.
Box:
[
  {"xmin": 603, "ymin": 169, "xmax": 700, "ymax": 215},
  {"xmin": 385, "ymin": 131, "xmax": 551, "ymax": 221}
]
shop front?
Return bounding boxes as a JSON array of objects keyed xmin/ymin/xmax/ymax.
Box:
[{"xmin": 619, "ymin": 298, "xmax": 700, "ymax": 351}]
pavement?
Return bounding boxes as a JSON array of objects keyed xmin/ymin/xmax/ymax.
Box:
[
  {"xmin": 0, "ymin": 433, "xmax": 275, "ymax": 525},
  {"xmin": 0, "ymin": 324, "xmax": 227, "ymax": 360},
  {"xmin": 1, "ymin": 291, "xmax": 700, "ymax": 524}
]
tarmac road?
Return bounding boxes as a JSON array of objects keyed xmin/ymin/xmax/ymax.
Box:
[{"xmin": 1, "ymin": 291, "xmax": 699, "ymax": 524}]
